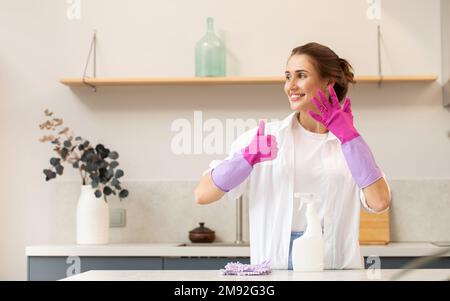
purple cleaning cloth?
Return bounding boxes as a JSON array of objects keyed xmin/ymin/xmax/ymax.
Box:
[{"xmin": 220, "ymin": 260, "xmax": 271, "ymax": 276}]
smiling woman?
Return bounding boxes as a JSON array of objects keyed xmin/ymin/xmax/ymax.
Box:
[
  {"xmin": 194, "ymin": 42, "xmax": 391, "ymax": 271},
  {"xmin": 284, "ymin": 43, "xmax": 356, "ymax": 134}
]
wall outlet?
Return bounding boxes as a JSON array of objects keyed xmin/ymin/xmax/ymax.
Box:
[{"xmin": 109, "ymin": 208, "xmax": 126, "ymax": 228}]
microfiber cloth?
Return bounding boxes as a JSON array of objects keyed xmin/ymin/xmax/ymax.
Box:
[{"xmin": 220, "ymin": 260, "xmax": 271, "ymax": 276}]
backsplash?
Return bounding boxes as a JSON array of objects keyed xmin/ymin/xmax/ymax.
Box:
[
  {"xmin": 50, "ymin": 181, "xmax": 249, "ymax": 244},
  {"xmin": 49, "ymin": 179, "xmax": 450, "ymax": 244},
  {"xmin": 389, "ymin": 180, "xmax": 450, "ymax": 242}
]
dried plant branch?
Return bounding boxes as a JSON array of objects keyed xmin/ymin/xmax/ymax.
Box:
[{"xmin": 39, "ymin": 109, "xmax": 129, "ymax": 202}]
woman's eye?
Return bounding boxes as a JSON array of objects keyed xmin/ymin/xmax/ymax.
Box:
[{"xmin": 285, "ymin": 73, "xmax": 306, "ymax": 81}]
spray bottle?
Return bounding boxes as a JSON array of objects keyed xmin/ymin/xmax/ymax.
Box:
[{"xmin": 292, "ymin": 193, "xmax": 324, "ymax": 272}]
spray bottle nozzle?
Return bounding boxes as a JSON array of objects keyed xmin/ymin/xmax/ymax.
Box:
[{"xmin": 295, "ymin": 192, "xmax": 319, "ymax": 213}]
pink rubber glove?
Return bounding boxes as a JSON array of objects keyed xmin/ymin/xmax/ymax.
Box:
[
  {"xmin": 308, "ymin": 85, "xmax": 360, "ymax": 144},
  {"xmin": 211, "ymin": 120, "xmax": 278, "ymax": 192},
  {"xmin": 242, "ymin": 120, "xmax": 278, "ymax": 166},
  {"xmin": 308, "ymin": 85, "xmax": 382, "ymax": 189}
]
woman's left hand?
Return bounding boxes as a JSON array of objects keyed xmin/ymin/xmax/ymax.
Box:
[{"xmin": 308, "ymin": 85, "xmax": 360, "ymax": 144}]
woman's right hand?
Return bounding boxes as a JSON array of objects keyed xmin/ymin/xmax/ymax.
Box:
[
  {"xmin": 242, "ymin": 120, "xmax": 279, "ymax": 166},
  {"xmin": 208, "ymin": 120, "xmax": 278, "ymax": 193}
]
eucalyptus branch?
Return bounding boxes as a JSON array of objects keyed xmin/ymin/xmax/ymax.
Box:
[{"xmin": 40, "ymin": 109, "xmax": 129, "ymax": 202}]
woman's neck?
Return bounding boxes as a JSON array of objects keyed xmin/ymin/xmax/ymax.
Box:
[{"xmin": 298, "ymin": 111, "xmax": 329, "ymax": 134}]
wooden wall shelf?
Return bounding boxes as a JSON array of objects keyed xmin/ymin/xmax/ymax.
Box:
[{"xmin": 60, "ymin": 75, "xmax": 438, "ymax": 87}]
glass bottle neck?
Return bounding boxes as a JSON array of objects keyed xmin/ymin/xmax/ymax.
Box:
[{"xmin": 206, "ymin": 17, "xmax": 214, "ymax": 33}]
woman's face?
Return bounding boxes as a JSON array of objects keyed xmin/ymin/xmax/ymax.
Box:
[{"xmin": 284, "ymin": 54, "xmax": 330, "ymax": 113}]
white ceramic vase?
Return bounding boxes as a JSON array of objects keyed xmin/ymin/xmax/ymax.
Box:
[{"xmin": 76, "ymin": 185, "xmax": 109, "ymax": 244}]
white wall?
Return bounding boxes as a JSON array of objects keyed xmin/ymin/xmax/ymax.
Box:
[{"xmin": 0, "ymin": 0, "xmax": 448, "ymax": 280}]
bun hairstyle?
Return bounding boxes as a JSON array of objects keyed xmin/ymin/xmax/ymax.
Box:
[{"xmin": 289, "ymin": 42, "xmax": 356, "ymax": 103}]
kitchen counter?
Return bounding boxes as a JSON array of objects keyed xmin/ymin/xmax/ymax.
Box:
[
  {"xmin": 26, "ymin": 242, "xmax": 450, "ymax": 257},
  {"xmin": 26, "ymin": 243, "xmax": 450, "ymax": 281},
  {"xmin": 26, "ymin": 243, "xmax": 249, "ymax": 257},
  {"xmin": 61, "ymin": 269, "xmax": 450, "ymax": 281}
]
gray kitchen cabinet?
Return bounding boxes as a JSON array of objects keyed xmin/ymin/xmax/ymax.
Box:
[
  {"xmin": 28, "ymin": 256, "xmax": 163, "ymax": 281},
  {"xmin": 365, "ymin": 257, "xmax": 450, "ymax": 269},
  {"xmin": 27, "ymin": 256, "xmax": 249, "ymax": 280},
  {"xmin": 163, "ymin": 257, "xmax": 250, "ymax": 270},
  {"xmin": 28, "ymin": 256, "xmax": 450, "ymax": 280}
]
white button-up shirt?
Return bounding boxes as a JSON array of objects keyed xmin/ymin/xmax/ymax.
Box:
[{"xmin": 206, "ymin": 112, "xmax": 389, "ymax": 270}]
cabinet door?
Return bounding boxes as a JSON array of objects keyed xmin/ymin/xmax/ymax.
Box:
[
  {"xmin": 28, "ymin": 257, "xmax": 163, "ymax": 281},
  {"xmin": 164, "ymin": 257, "xmax": 250, "ymax": 270},
  {"xmin": 363, "ymin": 257, "xmax": 450, "ymax": 269}
]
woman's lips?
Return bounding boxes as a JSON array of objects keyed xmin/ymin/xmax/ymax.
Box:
[{"xmin": 290, "ymin": 93, "xmax": 306, "ymax": 102}]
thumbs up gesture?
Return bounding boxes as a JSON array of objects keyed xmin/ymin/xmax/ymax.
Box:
[
  {"xmin": 210, "ymin": 120, "xmax": 279, "ymax": 192},
  {"xmin": 242, "ymin": 120, "xmax": 279, "ymax": 166}
]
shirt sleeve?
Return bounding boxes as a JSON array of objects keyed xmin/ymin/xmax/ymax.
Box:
[{"xmin": 359, "ymin": 174, "xmax": 391, "ymax": 214}]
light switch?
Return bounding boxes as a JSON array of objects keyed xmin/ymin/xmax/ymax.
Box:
[{"xmin": 109, "ymin": 208, "xmax": 126, "ymax": 228}]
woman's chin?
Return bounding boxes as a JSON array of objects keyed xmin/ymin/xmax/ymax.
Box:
[{"xmin": 289, "ymin": 99, "xmax": 308, "ymax": 111}]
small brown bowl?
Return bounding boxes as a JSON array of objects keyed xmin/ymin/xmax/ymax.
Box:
[{"xmin": 189, "ymin": 222, "xmax": 215, "ymax": 243}]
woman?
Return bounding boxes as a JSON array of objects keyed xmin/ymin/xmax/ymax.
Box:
[{"xmin": 194, "ymin": 42, "xmax": 391, "ymax": 270}]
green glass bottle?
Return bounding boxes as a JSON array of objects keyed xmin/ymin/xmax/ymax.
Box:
[{"xmin": 195, "ymin": 17, "xmax": 226, "ymax": 77}]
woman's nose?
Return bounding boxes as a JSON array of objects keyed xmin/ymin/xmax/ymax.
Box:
[{"xmin": 288, "ymin": 79, "xmax": 299, "ymax": 90}]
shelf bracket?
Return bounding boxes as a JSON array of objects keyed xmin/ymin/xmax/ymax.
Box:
[
  {"xmin": 82, "ymin": 30, "xmax": 97, "ymax": 92},
  {"xmin": 377, "ymin": 25, "xmax": 383, "ymax": 87}
]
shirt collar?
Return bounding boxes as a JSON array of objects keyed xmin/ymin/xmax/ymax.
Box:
[{"xmin": 279, "ymin": 112, "xmax": 339, "ymax": 143}]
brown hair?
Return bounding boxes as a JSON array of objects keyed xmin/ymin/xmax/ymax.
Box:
[{"xmin": 289, "ymin": 42, "xmax": 355, "ymax": 103}]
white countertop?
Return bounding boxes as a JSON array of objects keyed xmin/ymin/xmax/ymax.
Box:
[
  {"xmin": 26, "ymin": 242, "xmax": 450, "ymax": 257},
  {"xmin": 61, "ymin": 269, "xmax": 450, "ymax": 281},
  {"xmin": 26, "ymin": 243, "xmax": 249, "ymax": 257}
]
